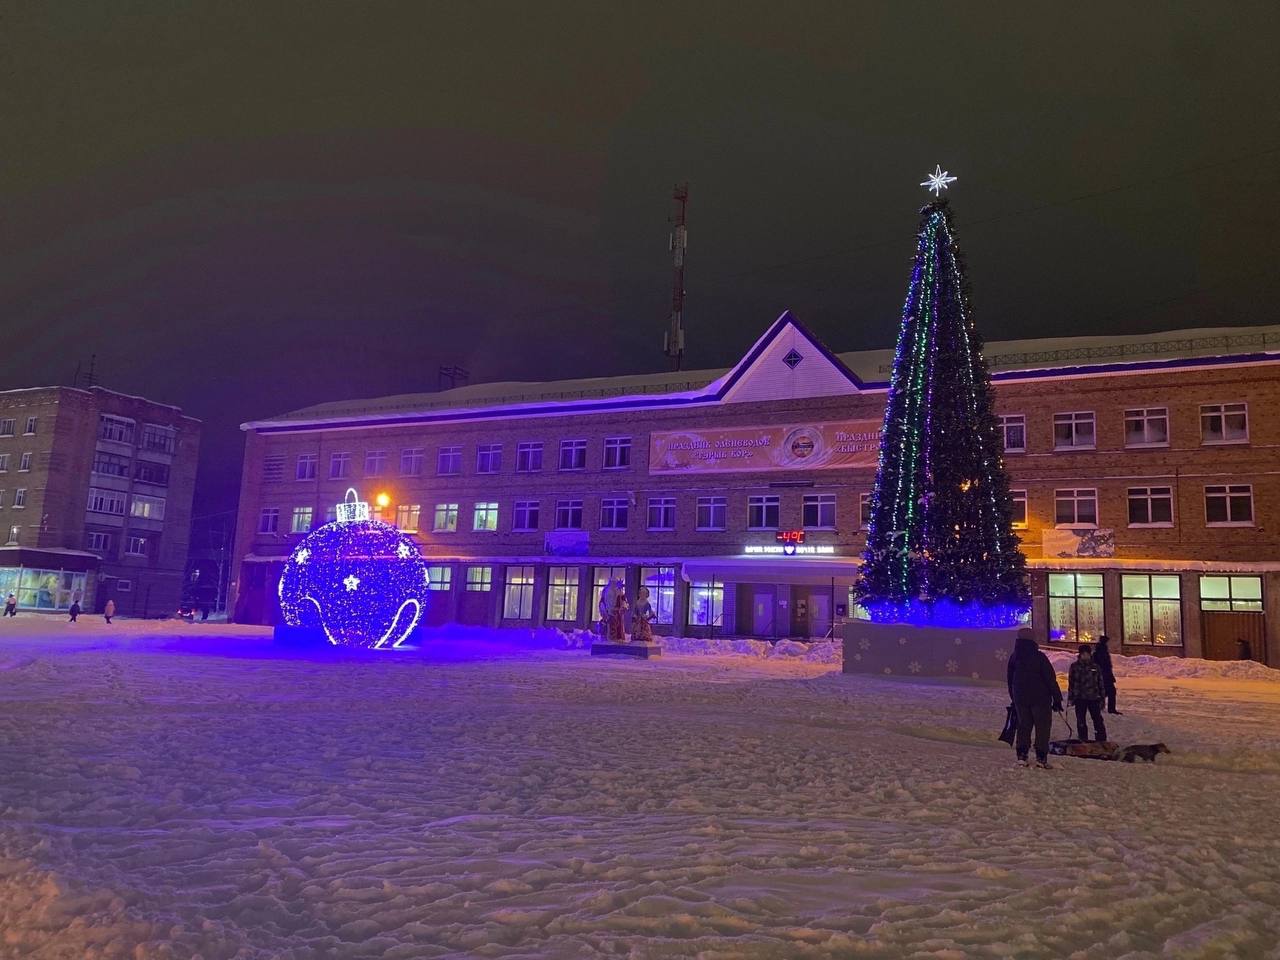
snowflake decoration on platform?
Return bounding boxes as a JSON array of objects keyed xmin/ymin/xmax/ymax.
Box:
[
  {"xmin": 908, "ymin": 661, "xmax": 922, "ymax": 674},
  {"xmin": 859, "ymin": 638, "xmax": 871, "ymax": 650},
  {"xmin": 994, "ymin": 648, "xmax": 1009, "ymax": 662},
  {"xmin": 945, "ymin": 660, "xmax": 959, "ymax": 673},
  {"xmin": 920, "ymin": 164, "xmax": 957, "ymax": 195}
]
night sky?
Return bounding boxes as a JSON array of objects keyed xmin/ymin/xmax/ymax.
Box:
[{"xmin": 3, "ymin": 3, "xmax": 1279, "ymax": 517}]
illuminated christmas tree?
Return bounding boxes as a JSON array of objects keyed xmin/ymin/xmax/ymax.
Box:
[{"xmin": 856, "ymin": 173, "xmax": 1029, "ymax": 626}]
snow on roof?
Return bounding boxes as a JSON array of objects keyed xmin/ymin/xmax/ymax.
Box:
[{"xmin": 248, "ymin": 319, "xmax": 1280, "ymax": 430}]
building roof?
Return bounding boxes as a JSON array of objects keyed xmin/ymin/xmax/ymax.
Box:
[{"xmin": 246, "ymin": 313, "xmax": 1280, "ymax": 432}]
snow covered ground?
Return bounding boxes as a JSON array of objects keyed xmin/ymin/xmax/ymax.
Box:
[{"xmin": 2, "ymin": 618, "xmax": 1280, "ymax": 958}]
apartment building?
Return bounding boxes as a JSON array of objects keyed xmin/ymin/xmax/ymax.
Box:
[
  {"xmin": 231, "ymin": 313, "xmax": 1280, "ymax": 663},
  {"xmin": 0, "ymin": 386, "xmax": 201, "ymax": 616}
]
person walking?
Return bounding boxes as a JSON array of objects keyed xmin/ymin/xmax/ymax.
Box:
[
  {"xmin": 1007, "ymin": 628, "xmax": 1064, "ymax": 769},
  {"xmin": 3, "ymin": 593, "xmax": 16, "ymax": 617},
  {"xmin": 68, "ymin": 600, "xmax": 81, "ymax": 623},
  {"xmin": 1068, "ymin": 644, "xmax": 1108, "ymax": 743},
  {"xmin": 1094, "ymin": 634, "xmax": 1121, "ymax": 715},
  {"xmin": 104, "ymin": 598, "xmax": 116, "ymax": 624}
]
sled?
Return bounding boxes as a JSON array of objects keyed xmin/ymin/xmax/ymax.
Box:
[{"xmin": 1048, "ymin": 739, "xmax": 1120, "ymax": 760}]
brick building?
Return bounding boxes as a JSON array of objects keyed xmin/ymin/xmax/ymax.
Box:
[
  {"xmin": 0, "ymin": 386, "xmax": 201, "ymax": 616},
  {"xmin": 231, "ymin": 314, "xmax": 1280, "ymax": 663}
]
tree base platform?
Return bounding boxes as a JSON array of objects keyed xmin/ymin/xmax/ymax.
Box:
[{"xmin": 591, "ymin": 641, "xmax": 662, "ymax": 659}]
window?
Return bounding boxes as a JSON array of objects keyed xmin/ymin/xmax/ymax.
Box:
[
  {"xmin": 1053, "ymin": 412, "xmax": 1095, "ymax": 450},
  {"xmin": 0, "ymin": 419, "xmax": 13, "ymax": 437},
  {"xmin": 295, "ymin": 454, "xmax": 318, "ymax": 480},
  {"xmin": 125, "ymin": 536, "xmax": 148, "ymax": 557},
  {"xmin": 329, "ymin": 452, "xmax": 351, "ymax": 479},
  {"xmin": 859, "ymin": 493, "xmax": 873, "ymax": 530},
  {"xmin": 23, "ymin": 417, "xmax": 36, "ymax": 435},
  {"xmin": 592, "ymin": 566, "xmax": 627, "ymax": 619},
  {"xmin": 546, "ymin": 566, "xmax": 580, "ymax": 620},
  {"xmin": 426, "ymin": 566, "xmax": 453, "ymax": 591},
  {"xmin": 262, "ymin": 455, "xmax": 285, "ymax": 483},
  {"xmin": 1201, "ymin": 403, "xmax": 1248, "ymax": 444},
  {"xmin": 1010, "ymin": 490, "xmax": 1027, "ymax": 528},
  {"xmin": 0, "ymin": 454, "xmax": 7, "ymax": 471},
  {"xmin": 86, "ymin": 531, "xmax": 112, "ymax": 553},
  {"xmin": 688, "ymin": 580, "xmax": 724, "ymax": 628},
  {"xmin": 86, "ymin": 487, "xmax": 125, "ymax": 515},
  {"xmin": 516, "ymin": 442, "xmax": 543, "ymax": 473},
  {"xmin": 1054, "ymin": 488, "xmax": 1098, "ymax": 527},
  {"xmin": 466, "ymin": 566, "xmax": 493, "ymax": 592},
  {"xmin": 473, "ymin": 501, "xmax": 499, "ymax": 531},
  {"xmin": 435, "ymin": 446, "xmax": 460, "ymax": 475},
  {"xmin": 1122, "ymin": 575, "xmax": 1182, "ymax": 645},
  {"xmin": 559, "ymin": 439, "xmax": 587, "ymax": 471},
  {"xmin": 401, "ymin": 447, "xmax": 426, "ymax": 476},
  {"xmin": 98, "ymin": 415, "xmax": 134, "ymax": 443},
  {"xmin": 1124, "ymin": 408, "xmax": 1169, "ymax": 447},
  {"xmin": 476, "ymin": 444, "xmax": 502, "ymax": 474},
  {"xmin": 6, "ymin": 525, "xmax": 17, "ymax": 545},
  {"xmin": 555, "ymin": 499, "xmax": 583, "ymax": 530},
  {"xmin": 364, "ymin": 450, "xmax": 388, "ymax": 476},
  {"xmin": 13, "ymin": 488, "xmax": 26, "ymax": 508},
  {"xmin": 1205, "ymin": 484, "xmax": 1253, "ymax": 526},
  {"xmin": 92, "ymin": 451, "xmax": 130, "ymax": 477},
  {"xmin": 803, "ymin": 494, "xmax": 836, "ymax": 529},
  {"xmin": 433, "ymin": 503, "xmax": 459, "ymax": 532},
  {"xmin": 395, "ymin": 504, "xmax": 421, "ymax": 532},
  {"xmin": 503, "ymin": 565, "xmax": 535, "ymax": 619},
  {"xmin": 134, "ymin": 460, "xmax": 170, "ymax": 486},
  {"xmin": 1199, "ymin": 575, "xmax": 1262, "ymax": 612},
  {"xmin": 999, "ymin": 414, "xmax": 1026, "ymax": 453},
  {"xmin": 1127, "ymin": 486, "xmax": 1173, "ymax": 526},
  {"xmin": 513, "ymin": 500, "xmax": 540, "ymax": 532},
  {"xmin": 258, "ymin": 508, "xmax": 280, "ymax": 534},
  {"xmin": 1048, "ymin": 572, "xmax": 1104, "ymax": 643},
  {"xmin": 641, "ymin": 566, "xmax": 676, "ymax": 625},
  {"xmin": 130, "ymin": 494, "xmax": 166, "ymax": 521},
  {"xmin": 696, "ymin": 496, "xmax": 726, "ymax": 531},
  {"xmin": 748, "ymin": 495, "xmax": 780, "ymax": 530},
  {"xmin": 647, "ymin": 497, "xmax": 676, "ymax": 531},
  {"xmin": 603, "ymin": 437, "xmax": 632, "ymax": 470},
  {"xmin": 140, "ymin": 424, "xmax": 176, "ymax": 454},
  {"xmin": 115, "ymin": 579, "xmax": 132, "ymax": 592},
  {"xmin": 291, "ymin": 506, "xmax": 313, "ymax": 533},
  {"xmin": 600, "ymin": 498, "xmax": 628, "ymax": 530},
  {"xmin": 18, "ymin": 452, "xmax": 31, "ymax": 472}
]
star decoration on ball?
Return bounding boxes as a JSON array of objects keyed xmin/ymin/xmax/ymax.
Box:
[
  {"xmin": 293, "ymin": 547, "xmax": 311, "ymax": 565},
  {"xmin": 343, "ymin": 574, "xmax": 361, "ymax": 592},
  {"xmin": 396, "ymin": 541, "xmax": 414, "ymax": 560},
  {"xmin": 920, "ymin": 164, "xmax": 957, "ymax": 195}
]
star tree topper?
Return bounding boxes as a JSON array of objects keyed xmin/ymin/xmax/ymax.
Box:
[{"xmin": 920, "ymin": 164, "xmax": 957, "ymax": 195}]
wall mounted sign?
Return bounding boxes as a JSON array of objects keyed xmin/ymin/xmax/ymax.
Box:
[
  {"xmin": 743, "ymin": 544, "xmax": 836, "ymax": 556},
  {"xmin": 649, "ymin": 419, "xmax": 882, "ymax": 475}
]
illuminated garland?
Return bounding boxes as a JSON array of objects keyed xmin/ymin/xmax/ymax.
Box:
[
  {"xmin": 856, "ymin": 197, "xmax": 1030, "ymax": 627},
  {"xmin": 279, "ymin": 488, "xmax": 429, "ymax": 648}
]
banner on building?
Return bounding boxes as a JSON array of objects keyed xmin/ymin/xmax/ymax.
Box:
[{"xmin": 649, "ymin": 419, "xmax": 882, "ymax": 474}]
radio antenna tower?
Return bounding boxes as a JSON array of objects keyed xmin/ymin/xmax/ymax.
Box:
[{"xmin": 663, "ymin": 183, "xmax": 689, "ymax": 370}]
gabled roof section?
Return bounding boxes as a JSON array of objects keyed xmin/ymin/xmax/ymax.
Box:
[{"xmin": 718, "ymin": 311, "xmax": 861, "ymax": 404}]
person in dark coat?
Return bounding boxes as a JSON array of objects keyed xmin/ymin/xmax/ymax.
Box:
[
  {"xmin": 3, "ymin": 593, "xmax": 16, "ymax": 617},
  {"xmin": 1068, "ymin": 644, "xmax": 1108, "ymax": 742},
  {"xmin": 68, "ymin": 600, "xmax": 80, "ymax": 623},
  {"xmin": 1007, "ymin": 628, "xmax": 1064, "ymax": 768},
  {"xmin": 1094, "ymin": 634, "xmax": 1121, "ymax": 714}
]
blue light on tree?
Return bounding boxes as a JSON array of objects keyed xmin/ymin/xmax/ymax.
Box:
[{"xmin": 278, "ymin": 488, "xmax": 428, "ymax": 648}]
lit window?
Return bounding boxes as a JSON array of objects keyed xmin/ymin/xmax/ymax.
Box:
[
  {"xmin": 516, "ymin": 442, "xmax": 543, "ymax": 473},
  {"xmin": 395, "ymin": 504, "xmax": 420, "ymax": 532},
  {"xmin": 599, "ymin": 498, "xmax": 629, "ymax": 531},
  {"xmin": 1127, "ymin": 487, "xmax": 1173, "ymax": 526},
  {"xmin": 513, "ymin": 500, "xmax": 540, "ymax": 532},
  {"xmin": 1053, "ymin": 412, "xmax": 1095, "ymax": 450},
  {"xmin": 546, "ymin": 566, "xmax": 580, "ymax": 621},
  {"xmin": 466, "ymin": 566, "xmax": 493, "ymax": 592},
  {"xmin": 433, "ymin": 503, "xmax": 459, "ymax": 533},
  {"xmin": 1199, "ymin": 575, "xmax": 1262, "ymax": 612},
  {"xmin": 803, "ymin": 494, "xmax": 836, "ymax": 529},
  {"xmin": 1010, "ymin": 490, "xmax": 1027, "ymax": 528},
  {"xmin": 473, "ymin": 502, "xmax": 499, "ymax": 531},
  {"xmin": 503, "ymin": 565, "xmax": 535, "ymax": 619},
  {"xmin": 1054, "ymin": 488, "xmax": 1098, "ymax": 527},
  {"xmin": 364, "ymin": 450, "xmax": 388, "ymax": 476},
  {"xmin": 859, "ymin": 493, "xmax": 872, "ymax": 530},
  {"xmin": 1124, "ymin": 408, "xmax": 1169, "ymax": 447},
  {"xmin": 476, "ymin": 444, "xmax": 502, "ymax": 474},
  {"xmin": 1047, "ymin": 573, "xmax": 1104, "ymax": 644},
  {"xmin": 647, "ymin": 497, "xmax": 676, "ymax": 531},
  {"xmin": 1200, "ymin": 403, "xmax": 1248, "ymax": 444},
  {"xmin": 748, "ymin": 495, "xmax": 780, "ymax": 530},
  {"xmin": 688, "ymin": 580, "xmax": 724, "ymax": 628},
  {"xmin": 130, "ymin": 495, "xmax": 166, "ymax": 521},
  {"xmin": 401, "ymin": 448, "xmax": 426, "ymax": 476},
  {"xmin": 641, "ymin": 566, "xmax": 677, "ymax": 625},
  {"xmin": 999, "ymin": 414, "xmax": 1026, "ymax": 453},
  {"xmin": 295, "ymin": 454, "xmax": 318, "ymax": 480},
  {"xmin": 1122, "ymin": 575, "xmax": 1182, "ymax": 645},
  {"xmin": 696, "ymin": 496, "xmax": 726, "ymax": 531},
  {"xmin": 559, "ymin": 439, "xmax": 587, "ymax": 471},
  {"xmin": 6, "ymin": 524, "xmax": 18, "ymax": 545},
  {"xmin": 426, "ymin": 566, "xmax": 452, "ymax": 591},
  {"xmin": 603, "ymin": 437, "xmax": 632, "ymax": 470},
  {"xmin": 555, "ymin": 499, "xmax": 583, "ymax": 530},
  {"xmin": 1205, "ymin": 484, "xmax": 1253, "ymax": 526},
  {"xmin": 258, "ymin": 508, "xmax": 280, "ymax": 534},
  {"xmin": 329, "ymin": 452, "xmax": 351, "ymax": 479},
  {"xmin": 291, "ymin": 506, "xmax": 313, "ymax": 533}
]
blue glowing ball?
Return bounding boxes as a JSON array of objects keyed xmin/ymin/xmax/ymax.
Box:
[{"xmin": 278, "ymin": 518, "xmax": 429, "ymax": 648}]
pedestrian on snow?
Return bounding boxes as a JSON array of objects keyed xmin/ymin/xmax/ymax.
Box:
[
  {"xmin": 104, "ymin": 598, "xmax": 115, "ymax": 624},
  {"xmin": 1094, "ymin": 634, "xmax": 1121, "ymax": 714},
  {"xmin": 68, "ymin": 600, "xmax": 81, "ymax": 623},
  {"xmin": 1068, "ymin": 644, "xmax": 1108, "ymax": 743},
  {"xmin": 1007, "ymin": 628, "xmax": 1064, "ymax": 769},
  {"xmin": 3, "ymin": 593, "xmax": 16, "ymax": 617}
]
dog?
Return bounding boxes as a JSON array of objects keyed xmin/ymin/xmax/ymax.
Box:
[{"xmin": 1120, "ymin": 743, "xmax": 1170, "ymax": 763}]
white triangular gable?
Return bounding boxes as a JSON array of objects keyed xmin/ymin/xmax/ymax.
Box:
[{"xmin": 719, "ymin": 313, "xmax": 860, "ymax": 404}]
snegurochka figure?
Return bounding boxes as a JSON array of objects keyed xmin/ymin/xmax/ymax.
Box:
[{"xmin": 631, "ymin": 586, "xmax": 655, "ymax": 643}]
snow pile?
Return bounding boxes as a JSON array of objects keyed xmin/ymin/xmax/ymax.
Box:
[{"xmin": 1045, "ymin": 648, "xmax": 1279, "ymax": 682}]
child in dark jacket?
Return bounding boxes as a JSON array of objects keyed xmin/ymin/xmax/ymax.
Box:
[
  {"xmin": 1007, "ymin": 629, "xmax": 1064, "ymax": 769},
  {"xmin": 1068, "ymin": 644, "xmax": 1108, "ymax": 743}
]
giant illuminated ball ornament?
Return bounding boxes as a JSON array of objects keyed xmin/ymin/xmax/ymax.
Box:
[{"xmin": 278, "ymin": 488, "xmax": 428, "ymax": 648}]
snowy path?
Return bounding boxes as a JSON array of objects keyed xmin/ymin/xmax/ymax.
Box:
[{"xmin": 1, "ymin": 623, "xmax": 1279, "ymax": 958}]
